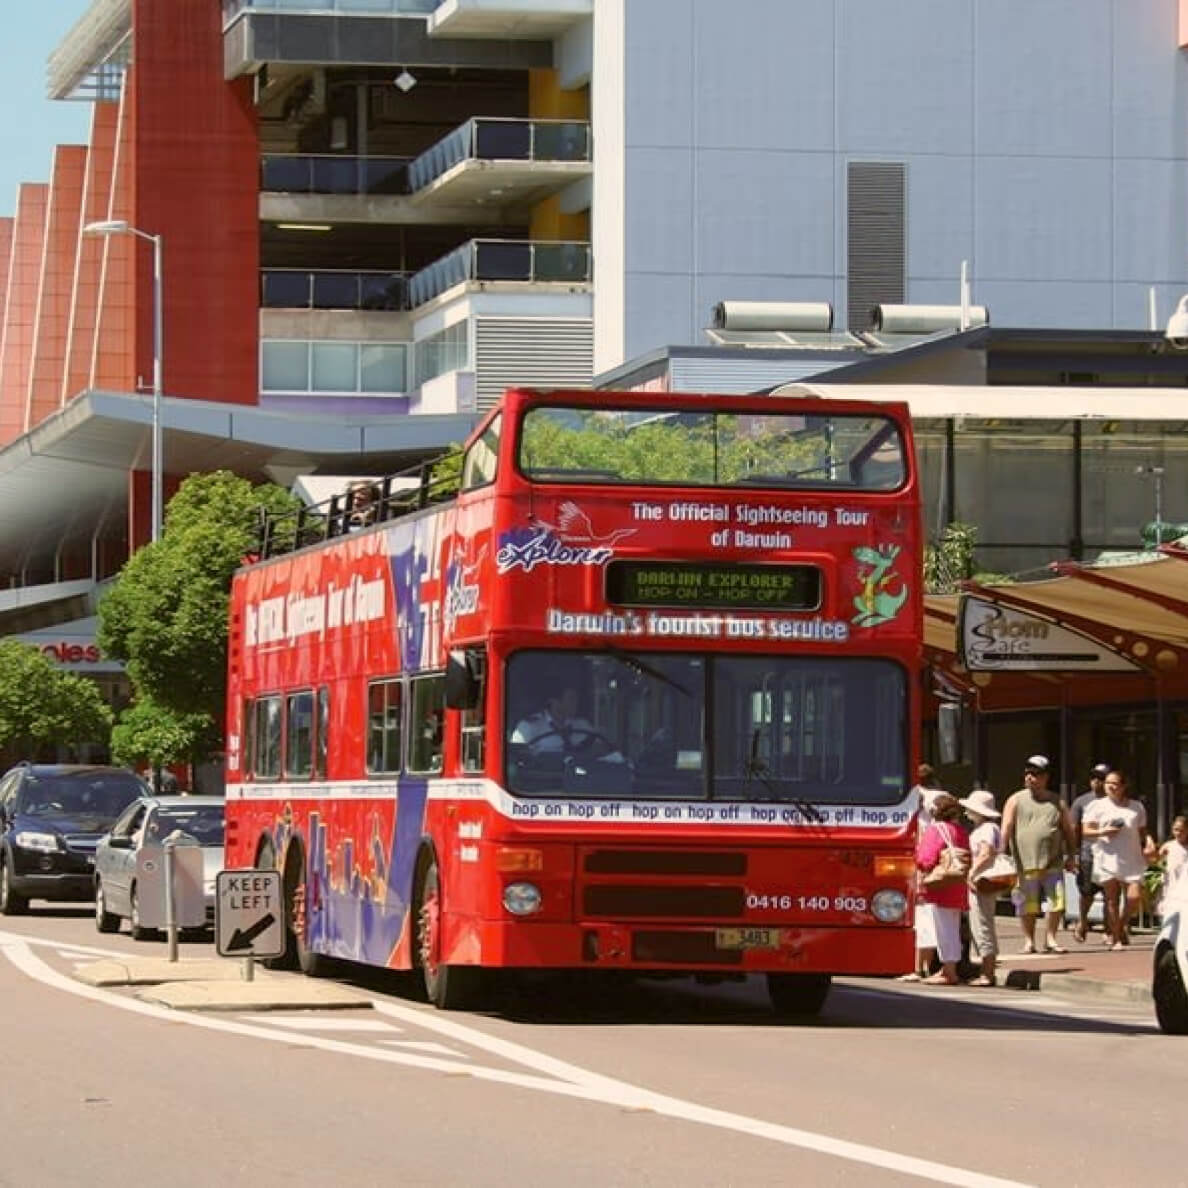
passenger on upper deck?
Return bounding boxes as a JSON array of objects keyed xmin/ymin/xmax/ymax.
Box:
[{"xmin": 346, "ymin": 481, "xmax": 380, "ymax": 532}]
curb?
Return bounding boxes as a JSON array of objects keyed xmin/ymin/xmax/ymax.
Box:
[{"xmin": 1003, "ymin": 968, "xmax": 1151, "ymax": 1005}]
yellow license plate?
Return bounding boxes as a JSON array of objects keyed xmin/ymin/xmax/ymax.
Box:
[{"xmin": 715, "ymin": 927, "xmax": 780, "ymax": 951}]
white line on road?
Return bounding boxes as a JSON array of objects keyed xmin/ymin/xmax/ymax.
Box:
[
  {"xmin": 240, "ymin": 1015, "xmax": 400, "ymax": 1032},
  {"xmin": 380, "ymin": 1040, "xmax": 466, "ymax": 1057},
  {"xmin": 0, "ymin": 931, "xmax": 1032, "ymax": 1188}
]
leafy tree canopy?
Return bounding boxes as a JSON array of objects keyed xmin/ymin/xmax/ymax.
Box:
[
  {"xmin": 0, "ymin": 641, "xmax": 112, "ymax": 763},
  {"xmin": 98, "ymin": 471, "xmax": 301, "ymax": 758},
  {"xmin": 924, "ymin": 522, "xmax": 1011, "ymax": 594},
  {"xmin": 109, "ymin": 694, "xmax": 219, "ymax": 772}
]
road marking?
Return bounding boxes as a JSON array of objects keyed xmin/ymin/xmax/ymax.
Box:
[
  {"xmin": 380, "ymin": 1040, "xmax": 465, "ymax": 1057},
  {"xmin": 240, "ymin": 1015, "xmax": 399, "ymax": 1033},
  {"xmin": 0, "ymin": 930, "xmax": 1031, "ymax": 1188}
]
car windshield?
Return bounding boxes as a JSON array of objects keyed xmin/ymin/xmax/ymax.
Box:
[
  {"xmin": 505, "ymin": 651, "xmax": 906, "ymax": 804},
  {"xmin": 17, "ymin": 772, "xmax": 145, "ymax": 819},
  {"xmin": 518, "ymin": 406, "xmax": 906, "ymax": 491},
  {"xmin": 147, "ymin": 806, "xmax": 224, "ymax": 846}
]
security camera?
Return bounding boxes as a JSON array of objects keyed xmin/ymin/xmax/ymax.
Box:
[{"xmin": 1165, "ymin": 295, "xmax": 1188, "ymax": 348}]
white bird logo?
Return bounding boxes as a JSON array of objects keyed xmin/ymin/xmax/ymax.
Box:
[{"xmin": 536, "ymin": 500, "xmax": 636, "ymax": 547}]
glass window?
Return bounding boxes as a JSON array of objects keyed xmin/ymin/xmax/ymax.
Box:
[
  {"xmin": 461, "ymin": 415, "xmax": 501, "ymax": 491},
  {"xmin": 504, "ymin": 651, "xmax": 906, "ymax": 805},
  {"xmin": 151, "ymin": 806, "xmax": 225, "ymax": 846},
  {"xmin": 261, "ymin": 341, "xmax": 309, "ymax": 392},
  {"xmin": 367, "ymin": 679, "xmax": 402, "ymax": 774},
  {"xmin": 315, "ymin": 686, "xmax": 330, "ymax": 779},
  {"xmin": 409, "ymin": 676, "xmax": 446, "ymax": 774},
  {"xmin": 461, "ymin": 651, "xmax": 487, "ymax": 773},
  {"xmin": 518, "ymin": 406, "xmax": 906, "ymax": 491},
  {"xmin": 360, "ymin": 343, "xmax": 407, "ymax": 393},
  {"xmin": 311, "ymin": 342, "xmax": 358, "ymax": 392},
  {"xmin": 16, "ymin": 771, "xmax": 146, "ymax": 818},
  {"xmin": 286, "ymin": 691, "xmax": 314, "ymax": 778},
  {"xmin": 254, "ymin": 696, "xmax": 283, "ymax": 779}
]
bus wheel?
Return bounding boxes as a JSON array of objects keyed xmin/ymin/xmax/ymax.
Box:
[
  {"xmin": 258, "ymin": 838, "xmax": 296, "ymax": 971},
  {"xmin": 293, "ymin": 860, "xmax": 332, "ymax": 978},
  {"xmin": 767, "ymin": 973, "xmax": 831, "ymax": 1017},
  {"xmin": 415, "ymin": 856, "xmax": 482, "ymax": 1011},
  {"xmin": 1154, "ymin": 947, "xmax": 1188, "ymax": 1035}
]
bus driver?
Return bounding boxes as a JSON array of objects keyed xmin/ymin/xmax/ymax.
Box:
[{"xmin": 511, "ymin": 687, "xmax": 596, "ymax": 752}]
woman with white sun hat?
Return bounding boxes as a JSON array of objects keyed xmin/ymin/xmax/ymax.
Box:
[{"xmin": 960, "ymin": 789, "xmax": 1005, "ymax": 986}]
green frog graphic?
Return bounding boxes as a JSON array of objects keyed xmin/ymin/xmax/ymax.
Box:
[{"xmin": 852, "ymin": 544, "xmax": 909, "ymax": 627}]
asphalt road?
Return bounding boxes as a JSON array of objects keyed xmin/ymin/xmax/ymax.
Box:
[{"xmin": 0, "ymin": 906, "xmax": 1176, "ymax": 1188}]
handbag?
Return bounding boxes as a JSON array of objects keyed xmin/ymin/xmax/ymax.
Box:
[
  {"xmin": 974, "ymin": 852, "xmax": 1018, "ymax": 894},
  {"xmin": 921, "ymin": 823, "xmax": 971, "ymax": 887}
]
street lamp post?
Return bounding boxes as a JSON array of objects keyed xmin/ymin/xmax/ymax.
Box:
[
  {"xmin": 1135, "ymin": 464, "xmax": 1166, "ymax": 547},
  {"xmin": 82, "ymin": 220, "xmax": 164, "ymax": 542}
]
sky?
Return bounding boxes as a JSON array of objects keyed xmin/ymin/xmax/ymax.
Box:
[{"xmin": 0, "ymin": 1, "xmax": 93, "ymax": 217}]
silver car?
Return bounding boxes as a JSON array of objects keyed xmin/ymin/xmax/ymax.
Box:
[{"xmin": 93, "ymin": 795, "xmax": 224, "ymax": 940}]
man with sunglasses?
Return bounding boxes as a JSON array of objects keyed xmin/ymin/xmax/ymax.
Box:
[{"xmin": 1001, "ymin": 755, "xmax": 1078, "ymax": 955}]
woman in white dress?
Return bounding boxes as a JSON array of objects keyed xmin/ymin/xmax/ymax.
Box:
[{"xmin": 1081, "ymin": 769, "xmax": 1157, "ymax": 950}]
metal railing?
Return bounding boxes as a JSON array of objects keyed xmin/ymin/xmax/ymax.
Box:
[
  {"xmin": 407, "ymin": 117, "xmax": 591, "ymax": 192},
  {"xmin": 261, "ymin": 269, "xmax": 409, "ymax": 311},
  {"xmin": 226, "ymin": 0, "xmax": 435, "ymax": 23},
  {"xmin": 408, "ymin": 239, "xmax": 591, "ymax": 307},
  {"xmin": 260, "ymin": 154, "xmax": 409, "ymax": 196}
]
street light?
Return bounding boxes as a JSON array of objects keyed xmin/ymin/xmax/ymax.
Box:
[
  {"xmin": 1136, "ymin": 464, "xmax": 1166, "ymax": 547},
  {"xmin": 82, "ymin": 219, "xmax": 164, "ymax": 543}
]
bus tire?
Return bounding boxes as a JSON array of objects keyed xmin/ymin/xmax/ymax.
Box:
[
  {"xmin": 767, "ymin": 973, "xmax": 831, "ymax": 1017},
  {"xmin": 1153, "ymin": 947, "xmax": 1188, "ymax": 1035},
  {"xmin": 258, "ymin": 838, "xmax": 297, "ymax": 971},
  {"xmin": 293, "ymin": 851, "xmax": 333, "ymax": 979},
  {"xmin": 415, "ymin": 853, "xmax": 483, "ymax": 1011}
]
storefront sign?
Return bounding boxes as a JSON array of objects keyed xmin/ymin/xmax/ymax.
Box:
[{"xmin": 958, "ymin": 595, "xmax": 1140, "ymax": 671}]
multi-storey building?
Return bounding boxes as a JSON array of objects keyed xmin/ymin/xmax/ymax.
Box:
[{"xmin": 1, "ymin": 0, "xmax": 1187, "ymax": 694}]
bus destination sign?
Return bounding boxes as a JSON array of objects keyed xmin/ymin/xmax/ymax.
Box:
[{"xmin": 606, "ymin": 561, "xmax": 821, "ymax": 611}]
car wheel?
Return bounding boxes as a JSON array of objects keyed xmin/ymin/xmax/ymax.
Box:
[
  {"xmin": 94, "ymin": 880, "xmax": 120, "ymax": 933},
  {"xmin": 1154, "ymin": 947, "xmax": 1188, "ymax": 1035},
  {"xmin": 0, "ymin": 856, "xmax": 28, "ymax": 916},
  {"xmin": 766, "ymin": 973, "xmax": 831, "ymax": 1017},
  {"xmin": 129, "ymin": 884, "xmax": 157, "ymax": 941},
  {"xmin": 414, "ymin": 854, "xmax": 484, "ymax": 1011}
]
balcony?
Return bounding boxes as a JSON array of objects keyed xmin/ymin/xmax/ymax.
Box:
[
  {"xmin": 224, "ymin": 0, "xmax": 435, "ymax": 23},
  {"xmin": 407, "ymin": 117, "xmax": 591, "ymax": 206},
  {"xmin": 261, "ymin": 155, "xmax": 409, "ymax": 196},
  {"xmin": 261, "ymin": 269, "xmax": 409, "ymax": 311},
  {"xmin": 408, "ymin": 238, "xmax": 590, "ymax": 307}
]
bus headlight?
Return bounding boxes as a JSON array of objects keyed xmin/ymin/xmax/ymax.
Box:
[
  {"xmin": 502, "ymin": 882, "xmax": 543, "ymax": 916},
  {"xmin": 871, "ymin": 889, "xmax": 908, "ymax": 923}
]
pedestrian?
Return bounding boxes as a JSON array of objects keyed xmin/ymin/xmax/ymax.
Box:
[
  {"xmin": 1160, "ymin": 815, "xmax": 1188, "ymax": 907},
  {"xmin": 960, "ymin": 789, "xmax": 1002, "ymax": 986},
  {"xmin": 1081, "ymin": 769, "xmax": 1157, "ymax": 949},
  {"xmin": 897, "ymin": 763, "xmax": 944, "ymax": 981},
  {"xmin": 1001, "ymin": 754, "xmax": 1077, "ymax": 954},
  {"xmin": 1069, "ymin": 762, "xmax": 1110, "ymax": 942},
  {"xmin": 911, "ymin": 791, "xmax": 971, "ymax": 985}
]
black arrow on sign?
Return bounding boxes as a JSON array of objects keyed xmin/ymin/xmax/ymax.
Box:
[{"xmin": 226, "ymin": 913, "xmax": 277, "ymax": 952}]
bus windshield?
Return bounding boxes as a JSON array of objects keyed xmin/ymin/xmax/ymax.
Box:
[
  {"xmin": 519, "ymin": 406, "xmax": 905, "ymax": 490},
  {"xmin": 505, "ymin": 651, "xmax": 906, "ymax": 805}
]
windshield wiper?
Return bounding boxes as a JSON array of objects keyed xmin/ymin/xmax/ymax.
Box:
[{"xmin": 737, "ymin": 729, "xmax": 824, "ymax": 823}]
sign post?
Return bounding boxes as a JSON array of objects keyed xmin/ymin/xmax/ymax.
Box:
[{"xmin": 215, "ymin": 870, "xmax": 285, "ymax": 981}]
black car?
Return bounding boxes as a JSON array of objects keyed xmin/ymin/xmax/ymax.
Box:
[{"xmin": 0, "ymin": 764, "xmax": 149, "ymax": 914}]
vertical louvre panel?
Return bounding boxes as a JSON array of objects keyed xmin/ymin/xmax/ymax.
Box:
[
  {"xmin": 847, "ymin": 162, "xmax": 905, "ymax": 331},
  {"xmin": 474, "ymin": 317, "xmax": 593, "ymax": 411}
]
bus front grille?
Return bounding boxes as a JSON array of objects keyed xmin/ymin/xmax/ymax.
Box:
[
  {"xmin": 582, "ymin": 884, "xmax": 745, "ymax": 918},
  {"xmin": 632, "ymin": 930, "xmax": 744, "ymax": 965}
]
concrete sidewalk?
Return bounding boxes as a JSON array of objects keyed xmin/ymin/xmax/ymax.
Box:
[{"xmin": 991, "ymin": 914, "xmax": 1154, "ymax": 1005}]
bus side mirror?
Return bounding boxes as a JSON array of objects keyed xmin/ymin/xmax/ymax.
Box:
[
  {"xmin": 445, "ymin": 649, "xmax": 480, "ymax": 710},
  {"xmin": 937, "ymin": 702, "xmax": 963, "ymax": 765}
]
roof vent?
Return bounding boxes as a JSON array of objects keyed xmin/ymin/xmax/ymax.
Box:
[
  {"xmin": 713, "ymin": 301, "xmax": 834, "ymax": 332},
  {"xmin": 869, "ymin": 303, "xmax": 989, "ymax": 333}
]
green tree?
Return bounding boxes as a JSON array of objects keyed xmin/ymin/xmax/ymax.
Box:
[
  {"xmin": 0, "ymin": 640, "xmax": 112, "ymax": 764},
  {"xmin": 924, "ymin": 522, "xmax": 1011, "ymax": 594},
  {"xmin": 98, "ymin": 470, "xmax": 301, "ymax": 766},
  {"xmin": 109, "ymin": 695, "xmax": 219, "ymax": 774}
]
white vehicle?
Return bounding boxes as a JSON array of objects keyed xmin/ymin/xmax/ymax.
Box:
[
  {"xmin": 93, "ymin": 795, "xmax": 224, "ymax": 940},
  {"xmin": 1153, "ymin": 893, "xmax": 1188, "ymax": 1034}
]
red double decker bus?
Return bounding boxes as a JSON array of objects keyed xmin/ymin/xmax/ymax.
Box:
[{"xmin": 224, "ymin": 387, "xmax": 921, "ymax": 1012}]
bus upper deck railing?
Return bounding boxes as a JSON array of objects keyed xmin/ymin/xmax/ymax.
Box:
[{"xmin": 254, "ymin": 452, "xmax": 460, "ymax": 561}]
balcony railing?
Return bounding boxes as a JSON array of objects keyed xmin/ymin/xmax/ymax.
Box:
[
  {"xmin": 408, "ymin": 239, "xmax": 591, "ymax": 307},
  {"xmin": 261, "ymin": 269, "xmax": 409, "ymax": 311},
  {"xmin": 407, "ymin": 117, "xmax": 591, "ymax": 192},
  {"xmin": 260, "ymin": 155, "xmax": 409, "ymax": 196},
  {"xmin": 225, "ymin": 0, "xmax": 435, "ymax": 23}
]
